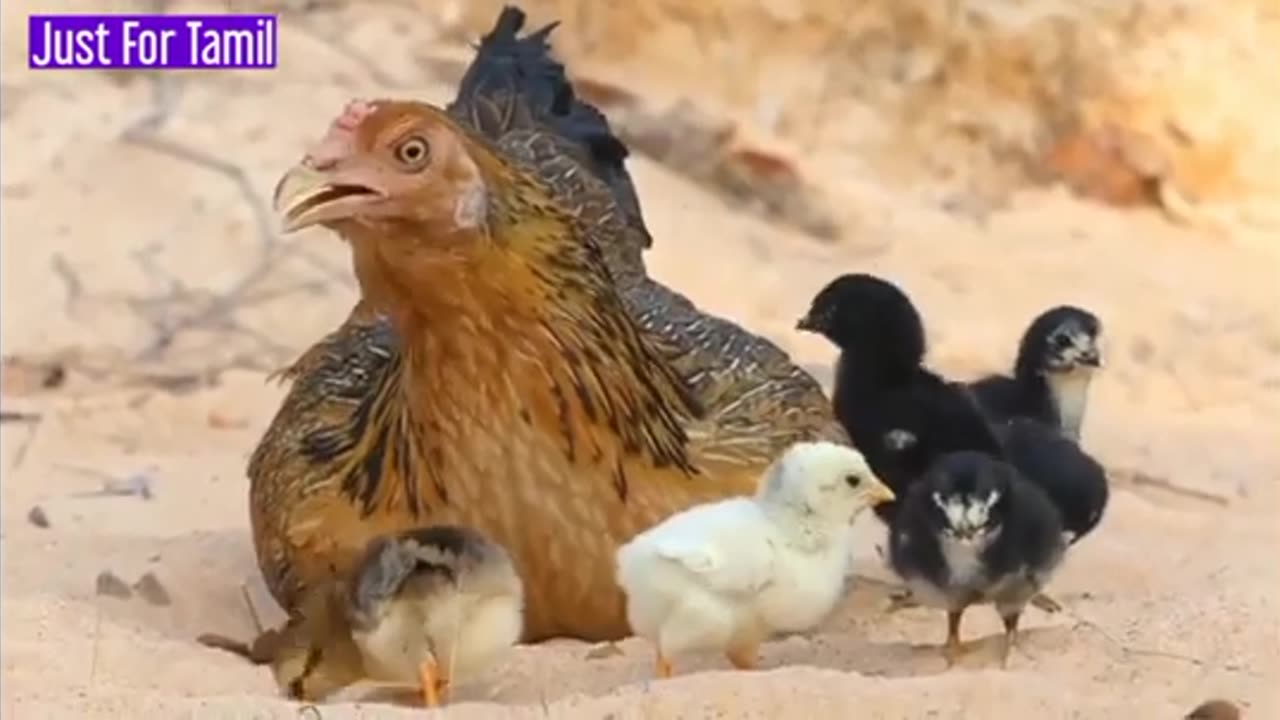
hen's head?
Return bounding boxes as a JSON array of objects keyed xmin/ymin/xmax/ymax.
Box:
[
  {"xmin": 796, "ymin": 273, "xmax": 927, "ymax": 375},
  {"xmin": 761, "ymin": 441, "xmax": 895, "ymax": 523},
  {"xmin": 1015, "ymin": 304, "xmax": 1103, "ymax": 380},
  {"xmin": 273, "ymin": 99, "xmax": 490, "ymax": 241}
]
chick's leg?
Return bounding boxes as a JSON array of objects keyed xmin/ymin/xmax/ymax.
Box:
[
  {"xmin": 998, "ymin": 612, "xmax": 1021, "ymax": 668},
  {"xmin": 419, "ymin": 655, "xmax": 445, "ymax": 707},
  {"xmin": 943, "ymin": 609, "xmax": 966, "ymax": 666},
  {"xmin": 655, "ymin": 650, "xmax": 673, "ymax": 679}
]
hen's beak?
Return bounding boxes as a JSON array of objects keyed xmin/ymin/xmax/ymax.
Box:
[
  {"xmin": 795, "ymin": 313, "xmax": 818, "ymax": 332},
  {"xmin": 272, "ymin": 163, "xmax": 381, "ymax": 233}
]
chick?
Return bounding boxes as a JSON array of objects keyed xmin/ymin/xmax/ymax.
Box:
[
  {"xmin": 968, "ymin": 305, "xmax": 1103, "ymax": 441},
  {"xmin": 995, "ymin": 417, "xmax": 1109, "ymax": 546},
  {"xmin": 274, "ymin": 525, "xmax": 523, "ymax": 706},
  {"xmin": 616, "ymin": 441, "xmax": 895, "ymax": 678},
  {"xmin": 888, "ymin": 451, "xmax": 1066, "ymax": 667},
  {"xmin": 796, "ymin": 273, "xmax": 1004, "ymax": 523}
]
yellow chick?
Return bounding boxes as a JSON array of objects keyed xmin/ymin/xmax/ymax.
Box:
[
  {"xmin": 615, "ymin": 441, "xmax": 894, "ymax": 677},
  {"xmin": 273, "ymin": 525, "xmax": 523, "ymax": 706}
]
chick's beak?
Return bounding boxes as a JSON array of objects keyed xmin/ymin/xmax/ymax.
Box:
[
  {"xmin": 272, "ymin": 162, "xmax": 382, "ymax": 233},
  {"xmin": 795, "ymin": 313, "xmax": 818, "ymax": 332},
  {"xmin": 867, "ymin": 481, "xmax": 896, "ymax": 506}
]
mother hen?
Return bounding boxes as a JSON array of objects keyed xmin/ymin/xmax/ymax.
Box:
[{"xmin": 251, "ymin": 6, "xmax": 844, "ymax": 642}]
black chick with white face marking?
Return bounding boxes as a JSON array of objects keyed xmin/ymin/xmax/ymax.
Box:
[
  {"xmin": 797, "ymin": 273, "xmax": 1004, "ymax": 523},
  {"xmin": 995, "ymin": 416, "xmax": 1109, "ymax": 546},
  {"xmin": 969, "ymin": 305, "xmax": 1103, "ymax": 441},
  {"xmin": 888, "ymin": 451, "xmax": 1066, "ymax": 667}
]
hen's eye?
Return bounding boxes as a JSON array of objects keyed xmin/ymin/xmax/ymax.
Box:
[
  {"xmin": 395, "ymin": 136, "xmax": 430, "ymax": 168},
  {"xmin": 844, "ymin": 473, "xmax": 861, "ymax": 488}
]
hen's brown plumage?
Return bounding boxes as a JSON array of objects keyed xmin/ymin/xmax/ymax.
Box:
[{"xmin": 250, "ymin": 6, "xmax": 843, "ymax": 642}]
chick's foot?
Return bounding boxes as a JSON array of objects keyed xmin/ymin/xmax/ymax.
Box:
[
  {"xmin": 725, "ymin": 644, "xmax": 759, "ymax": 671},
  {"xmin": 1030, "ymin": 592, "xmax": 1063, "ymax": 613},
  {"xmin": 655, "ymin": 651, "xmax": 673, "ymax": 679},
  {"xmin": 886, "ymin": 589, "xmax": 921, "ymax": 613}
]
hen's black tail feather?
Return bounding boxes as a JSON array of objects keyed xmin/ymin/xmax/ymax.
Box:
[{"xmin": 448, "ymin": 5, "xmax": 650, "ymax": 246}]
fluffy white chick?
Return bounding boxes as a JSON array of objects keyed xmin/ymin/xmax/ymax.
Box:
[{"xmin": 615, "ymin": 441, "xmax": 895, "ymax": 677}]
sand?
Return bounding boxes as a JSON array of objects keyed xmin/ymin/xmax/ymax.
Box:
[{"xmin": 3, "ymin": 1, "xmax": 1278, "ymax": 717}]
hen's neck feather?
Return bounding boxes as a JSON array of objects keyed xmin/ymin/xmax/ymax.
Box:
[{"xmin": 334, "ymin": 138, "xmax": 703, "ymax": 517}]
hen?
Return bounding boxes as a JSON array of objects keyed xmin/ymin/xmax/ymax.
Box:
[{"xmin": 251, "ymin": 6, "xmax": 843, "ymax": 644}]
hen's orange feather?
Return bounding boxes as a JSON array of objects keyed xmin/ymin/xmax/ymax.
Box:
[{"xmin": 250, "ymin": 8, "xmax": 843, "ymax": 642}]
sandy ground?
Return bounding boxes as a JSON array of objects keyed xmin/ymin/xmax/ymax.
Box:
[{"xmin": 3, "ymin": 1, "xmax": 1279, "ymax": 718}]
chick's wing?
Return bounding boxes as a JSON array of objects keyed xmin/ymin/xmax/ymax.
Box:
[{"xmin": 650, "ymin": 500, "xmax": 777, "ymax": 598}]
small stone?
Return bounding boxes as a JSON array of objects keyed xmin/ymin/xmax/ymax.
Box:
[
  {"xmin": 133, "ymin": 572, "xmax": 172, "ymax": 606},
  {"xmin": 95, "ymin": 571, "xmax": 132, "ymax": 599},
  {"xmin": 27, "ymin": 506, "xmax": 49, "ymax": 528}
]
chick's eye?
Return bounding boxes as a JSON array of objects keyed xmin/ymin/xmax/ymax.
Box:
[
  {"xmin": 844, "ymin": 473, "xmax": 861, "ymax": 488},
  {"xmin": 1051, "ymin": 333, "xmax": 1073, "ymax": 349},
  {"xmin": 395, "ymin": 136, "xmax": 430, "ymax": 167}
]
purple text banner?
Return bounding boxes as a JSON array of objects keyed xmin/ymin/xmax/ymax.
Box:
[{"xmin": 29, "ymin": 14, "xmax": 277, "ymax": 70}]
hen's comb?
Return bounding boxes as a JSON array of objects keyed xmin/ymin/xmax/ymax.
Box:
[
  {"xmin": 304, "ymin": 99, "xmax": 377, "ymax": 169},
  {"xmin": 332, "ymin": 99, "xmax": 377, "ymax": 133}
]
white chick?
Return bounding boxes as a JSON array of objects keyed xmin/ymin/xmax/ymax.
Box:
[
  {"xmin": 269, "ymin": 525, "xmax": 523, "ymax": 707},
  {"xmin": 615, "ymin": 441, "xmax": 895, "ymax": 677}
]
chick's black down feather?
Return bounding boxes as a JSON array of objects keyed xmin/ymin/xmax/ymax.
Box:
[
  {"xmin": 889, "ymin": 451, "xmax": 1065, "ymax": 601},
  {"xmin": 994, "ymin": 417, "xmax": 1109, "ymax": 544},
  {"xmin": 799, "ymin": 274, "xmax": 1004, "ymax": 523},
  {"xmin": 968, "ymin": 305, "xmax": 1102, "ymax": 436}
]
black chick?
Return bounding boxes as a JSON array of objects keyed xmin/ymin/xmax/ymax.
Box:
[
  {"xmin": 797, "ymin": 273, "xmax": 1004, "ymax": 522},
  {"xmin": 968, "ymin": 305, "xmax": 1102, "ymax": 441},
  {"xmin": 888, "ymin": 451, "xmax": 1066, "ymax": 667},
  {"xmin": 995, "ymin": 416, "xmax": 1109, "ymax": 546}
]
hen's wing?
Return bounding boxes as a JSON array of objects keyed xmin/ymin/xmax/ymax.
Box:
[
  {"xmin": 266, "ymin": 301, "xmax": 384, "ymax": 385},
  {"xmin": 443, "ymin": 9, "xmax": 845, "ymax": 468},
  {"xmin": 248, "ymin": 304, "xmax": 406, "ymax": 607},
  {"xmin": 445, "ymin": 5, "xmax": 650, "ymax": 254},
  {"xmin": 649, "ymin": 501, "xmax": 777, "ymax": 598}
]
